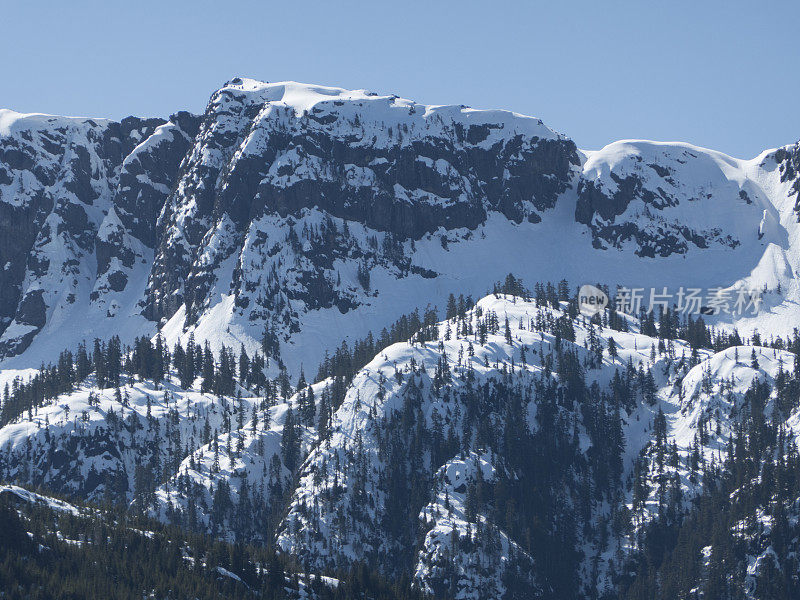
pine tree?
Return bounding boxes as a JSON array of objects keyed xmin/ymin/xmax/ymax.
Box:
[
  {"xmin": 607, "ymin": 337, "xmax": 618, "ymax": 361},
  {"xmin": 201, "ymin": 343, "xmax": 215, "ymax": 394},
  {"xmin": 281, "ymin": 407, "xmax": 299, "ymax": 472}
]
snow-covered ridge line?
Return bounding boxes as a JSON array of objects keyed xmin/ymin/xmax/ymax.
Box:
[
  {"xmin": 0, "ymin": 483, "xmax": 84, "ymax": 516},
  {"xmin": 0, "ymin": 108, "xmax": 113, "ymax": 136},
  {"xmin": 217, "ymin": 77, "xmax": 565, "ymax": 141},
  {"xmin": 580, "ymin": 138, "xmax": 786, "ymax": 165}
]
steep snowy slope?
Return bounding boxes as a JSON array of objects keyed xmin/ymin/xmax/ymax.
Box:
[
  {"xmin": 0, "ymin": 109, "xmax": 199, "ymax": 366},
  {"xmin": 632, "ymin": 344, "xmax": 797, "ymax": 523},
  {"xmin": 152, "ymin": 378, "xmax": 329, "ymax": 542}
]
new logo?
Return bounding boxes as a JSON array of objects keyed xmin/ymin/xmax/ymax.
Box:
[{"xmin": 579, "ymin": 284, "xmax": 608, "ymax": 316}]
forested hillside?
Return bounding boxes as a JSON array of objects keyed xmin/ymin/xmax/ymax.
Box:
[{"xmin": 3, "ymin": 276, "xmax": 800, "ymax": 598}]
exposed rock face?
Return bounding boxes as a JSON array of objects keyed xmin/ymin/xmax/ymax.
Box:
[
  {"xmin": 114, "ymin": 112, "xmax": 201, "ymax": 248},
  {"xmin": 0, "ymin": 113, "xmax": 160, "ymax": 353},
  {"xmin": 774, "ymin": 141, "xmax": 800, "ymax": 218},
  {"xmin": 0, "ymin": 110, "xmax": 198, "ymax": 356},
  {"xmin": 144, "ymin": 79, "xmax": 581, "ymax": 323},
  {"xmin": 91, "ymin": 114, "xmax": 200, "ymax": 312}
]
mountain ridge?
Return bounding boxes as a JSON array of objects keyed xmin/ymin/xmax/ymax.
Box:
[{"xmin": 1, "ymin": 78, "xmax": 798, "ymax": 381}]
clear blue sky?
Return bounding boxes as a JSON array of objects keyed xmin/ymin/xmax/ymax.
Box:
[{"xmin": 2, "ymin": 1, "xmax": 798, "ymax": 158}]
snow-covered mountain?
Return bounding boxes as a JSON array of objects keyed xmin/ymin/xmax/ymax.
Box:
[
  {"xmin": 1, "ymin": 78, "xmax": 798, "ymax": 380},
  {"xmin": 2, "ymin": 78, "xmax": 800, "ymax": 598}
]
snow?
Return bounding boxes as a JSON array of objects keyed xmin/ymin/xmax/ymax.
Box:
[
  {"xmin": 2, "ymin": 78, "xmax": 800, "ymax": 387},
  {"xmin": 583, "ymin": 139, "xmax": 744, "ymax": 177},
  {"xmin": 215, "ymin": 566, "xmax": 244, "ymax": 583},
  {"xmin": 0, "ymin": 484, "xmax": 83, "ymax": 515},
  {"xmin": 277, "ymin": 294, "xmax": 677, "ymax": 579},
  {"xmin": 152, "ymin": 125, "xmax": 800, "ymax": 378},
  {"xmin": 0, "ymin": 109, "xmax": 111, "ymax": 137},
  {"xmin": 0, "ymin": 108, "xmax": 174, "ymax": 372},
  {"xmin": 415, "ymin": 451, "xmax": 535, "ymax": 599},
  {"xmin": 0, "ymin": 373, "xmax": 265, "ymax": 503},
  {"xmin": 671, "ymin": 345, "xmax": 795, "ymax": 449},
  {"xmin": 218, "ymin": 79, "xmax": 563, "ymax": 142},
  {"xmin": 3, "ymin": 77, "xmax": 800, "ymax": 598},
  {"xmin": 266, "ymin": 290, "xmax": 800, "ymax": 593}
]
